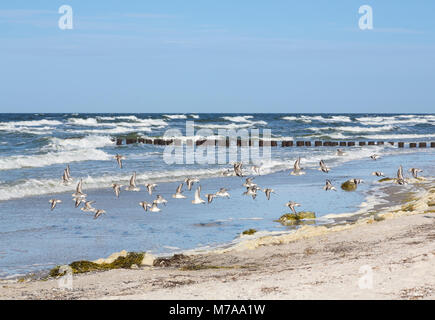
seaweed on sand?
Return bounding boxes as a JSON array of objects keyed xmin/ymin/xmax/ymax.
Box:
[
  {"xmin": 275, "ymin": 212, "xmax": 316, "ymax": 226},
  {"xmin": 49, "ymin": 252, "xmax": 144, "ymax": 277},
  {"xmin": 242, "ymin": 229, "xmax": 257, "ymax": 235}
]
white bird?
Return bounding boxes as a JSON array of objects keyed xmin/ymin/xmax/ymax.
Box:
[
  {"xmin": 192, "ymin": 186, "xmax": 206, "ymax": 204},
  {"xmin": 243, "ymin": 186, "xmax": 259, "ymax": 200},
  {"xmin": 62, "ymin": 169, "xmax": 69, "ymax": 184},
  {"xmin": 184, "ymin": 178, "xmax": 199, "ymax": 191},
  {"xmin": 172, "ymin": 183, "xmax": 186, "ymax": 199},
  {"xmin": 93, "ymin": 209, "xmax": 106, "ymax": 219},
  {"xmin": 49, "ymin": 199, "xmax": 62, "ymax": 211},
  {"xmin": 145, "ymin": 183, "xmax": 157, "ymax": 196},
  {"xmin": 111, "ymin": 183, "xmax": 122, "ymax": 198},
  {"xmin": 323, "ymin": 179, "xmax": 337, "ymax": 191},
  {"xmin": 251, "ymin": 165, "xmax": 261, "ymax": 175},
  {"xmin": 215, "ymin": 188, "xmax": 230, "ymax": 198},
  {"xmin": 154, "ymin": 195, "xmax": 168, "ymax": 206},
  {"xmin": 114, "ymin": 154, "xmax": 125, "ymax": 169},
  {"xmin": 370, "ymin": 154, "xmax": 380, "ymax": 161},
  {"xmin": 205, "ymin": 193, "xmax": 216, "ymax": 204},
  {"xmin": 318, "ymin": 160, "xmax": 330, "ymax": 173},
  {"xmin": 409, "ymin": 168, "xmax": 423, "ymax": 179},
  {"xmin": 125, "ymin": 172, "xmax": 140, "ymax": 191},
  {"xmin": 352, "ymin": 179, "xmax": 364, "ymax": 185},
  {"xmin": 243, "ymin": 177, "xmax": 257, "ymax": 188},
  {"xmin": 139, "ymin": 201, "xmax": 150, "ymax": 211},
  {"xmin": 73, "ymin": 197, "xmax": 85, "ymax": 208},
  {"xmin": 397, "ymin": 165, "xmax": 406, "ymax": 185},
  {"xmin": 285, "ymin": 201, "xmax": 300, "ymax": 214},
  {"xmin": 233, "ymin": 162, "xmax": 243, "ymax": 177},
  {"xmin": 72, "ymin": 179, "xmax": 87, "ymax": 198},
  {"xmin": 336, "ymin": 149, "xmax": 346, "ymax": 156},
  {"xmin": 148, "ymin": 201, "xmax": 161, "ymax": 212},
  {"xmin": 81, "ymin": 200, "xmax": 96, "ymax": 212},
  {"xmin": 290, "ymin": 157, "xmax": 305, "ymax": 175},
  {"xmin": 263, "ymin": 188, "xmax": 275, "ymax": 200},
  {"xmin": 372, "ymin": 171, "xmax": 385, "ymax": 177},
  {"xmin": 66, "ymin": 165, "xmax": 72, "ymax": 180}
]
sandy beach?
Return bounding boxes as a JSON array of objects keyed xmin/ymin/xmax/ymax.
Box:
[{"xmin": 1, "ymin": 182, "xmax": 434, "ymax": 300}]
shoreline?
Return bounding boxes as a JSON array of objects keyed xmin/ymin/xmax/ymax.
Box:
[{"xmin": 1, "ymin": 179, "xmax": 434, "ymax": 299}]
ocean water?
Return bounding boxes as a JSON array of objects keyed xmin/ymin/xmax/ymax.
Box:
[{"xmin": 0, "ymin": 113, "xmax": 434, "ymax": 278}]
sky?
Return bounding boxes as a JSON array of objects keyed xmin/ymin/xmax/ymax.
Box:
[{"xmin": 0, "ymin": 0, "xmax": 434, "ymax": 113}]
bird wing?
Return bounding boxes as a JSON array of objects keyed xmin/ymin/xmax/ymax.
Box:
[
  {"xmin": 76, "ymin": 179, "xmax": 83, "ymax": 193},
  {"xmin": 176, "ymin": 183, "xmax": 183, "ymax": 193}
]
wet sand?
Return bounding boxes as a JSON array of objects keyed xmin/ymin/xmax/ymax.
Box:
[{"xmin": 1, "ymin": 182, "xmax": 434, "ymax": 300}]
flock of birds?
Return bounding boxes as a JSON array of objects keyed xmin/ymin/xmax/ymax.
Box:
[{"xmin": 48, "ymin": 148, "xmax": 424, "ymax": 219}]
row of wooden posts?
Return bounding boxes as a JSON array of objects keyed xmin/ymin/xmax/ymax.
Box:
[{"xmin": 114, "ymin": 138, "xmax": 435, "ymax": 148}]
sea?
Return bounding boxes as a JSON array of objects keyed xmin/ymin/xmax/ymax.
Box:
[{"xmin": 0, "ymin": 113, "xmax": 434, "ymax": 278}]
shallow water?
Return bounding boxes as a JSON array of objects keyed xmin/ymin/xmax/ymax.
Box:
[{"xmin": 0, "ymin": 113, "xmax": 434, "ymax": 277}]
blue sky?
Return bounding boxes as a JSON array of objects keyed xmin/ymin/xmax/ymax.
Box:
[{"xmin": 0, "ymin": 0, "xmax": 434, "ymax": 113}]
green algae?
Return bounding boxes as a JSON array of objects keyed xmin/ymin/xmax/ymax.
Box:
[
  {"xmin": 378, "ymin": 177, "xmax": 394, "ymax": 183},
  {"xmin": 49, "ymin": 252, "xmax": 144, "ymax": 277},
  {"xmin": 242, "ymin": 229, "xmax": 257, "ymax": 235},
  {"xmin": 401, "ymin": 203, "xmax": 417, "ymax": 212},
  {"xmin": 341, "ymin": 180, "xmax": 357, "ymax": 191},
  {"xmin": 276, "ymin": 212, "xmax": 316, "ymax": 226}
]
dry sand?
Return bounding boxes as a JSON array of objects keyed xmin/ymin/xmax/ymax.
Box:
[{"xmin": 1, "ymin": 184, "xmax": 434, "ymax": 300}]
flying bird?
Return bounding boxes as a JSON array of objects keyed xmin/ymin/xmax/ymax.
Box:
[
  {"xmin": 154, "ymin": 195, "xmax": 168, "ymax": 206},
  {"xmin": 205, "ymin": 193, "xmax": 216, "ymax": 204},
  {"xmin": 397, "ymin": 165, "xmax": 406, "ymax": 185},
  {"xmin": 148, "ymin": 201, "xmax": 161, "ymax": 212},
  {"xmin": 172, "ymin": 183, "xmax": 186, "ymax": 199},
  {"xmin": 263, "ymin": 188, "xmax": 275, "ymax": 200},
  {"xmin": 73, "ymin": 197, "xmax": 85, "ymax": 208},
  {"xmin": 243, "ymin": 177, "xmax": 257, "ymax": 188},
  {"xmin": 139, "ymin": 201, "xmax": 150, "ymax": 211},
  {"xmin": 371, "ymin": 171, "xmax": 385, "ymax": 177},
  {"xmin": 285, "ymin": 201, "xmax": 300, "ymax": 214},
  {"xmin": 114, "ymin": 154, "xmax": 125, "ymax": 169},
  {"xmin": 49, "ymin": 199, "xmax": 62, "ymax": 211},
  {"xmin": 409, "ymin": 168, "xmax": 423, "ymax": 179},
  {"xmin": 93, "ymin": 209, "xmax": 106, "ymax": 219},
  {"xmin": 233, "ymin": 162, "xmax": 243, "ymax": 177},
  {"xmin": 215, "ymin": 188, "xmax": 230, "ymax": 198},
  {"xmin": 318, "ymin": 160, "xmax": 330, "ymax": 173},
  {"xmin": 145, "ymin": 183, "xmax": 157, "ymax": 196},
  {"xmin": 323, "ymin": 179, "xmax": 337, "ymax": 191},
  {"xmin": 125, "ymin": 172, "xmax": 140, "ymax": 191},
  {"xmin": 243, "ymin": 186, "xmax": 259, "ymax": 200},
  {"xmin": 290, "ymin": 157, "xmax": 305, "ymax": 175},
  {"xmin": 111, "ymin": 183, "xmax": 122, "ymax": 198},
  {"xmin": 72, "ymin": 179, "xmax": 86, "ymax": 198},
  {"xmin": 251, "ymin": 165, "xmax": 261, "ymax": 175},
  {"xmin": 184, "ymin": 178, "xmax": 199, "ymax": 191},
  {"xmin": 192, "ymin": 186, "xmax": 206, "ymax": 204},
  {"xmin": 81, "ymin": 200, "xmax": 96, "ymax": 212}
]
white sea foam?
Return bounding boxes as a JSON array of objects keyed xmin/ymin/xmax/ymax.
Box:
[
  {"xmin": 0, "ymin": 136, "xmax": 114, "ymax": 171},
  {"xmin": 221, "ymin": 115, "xmax": 268, "ymax": 126},
  {"xmin": 282, "ymin": 115, "xmax": 352, "ymax": 123},
  {"xmin": 356, "ymin": 115, "xmax": 435, "ymax": 126},
  {"xmin": 310, "ymin": 125, "xmax": 395, "ymax": 133},
  {"xmin": 195, "ymin": 123, "xmax": 255, "ymax": 130},
  {"xmin": 0, "ymin": 119, "xmax": 61, "ymax": 135},
  {"xmin": 0, "ymin": 120, "xmax": 62, "ymax": 127},
  {"xmin": 0, "ymin": 149, "xmax": 111, "ymax": 171},
  {"xmin": 163, "ymin": 114, "xmax": 187, "ymax": 119}
]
